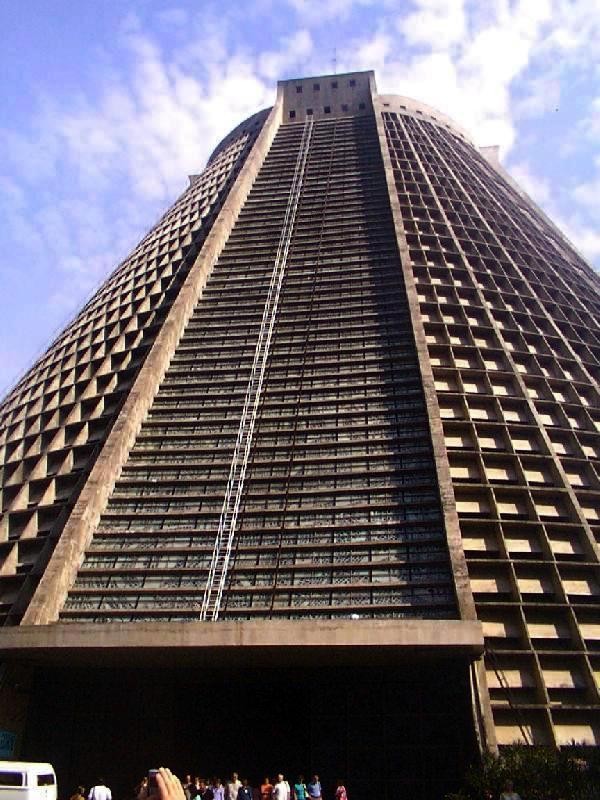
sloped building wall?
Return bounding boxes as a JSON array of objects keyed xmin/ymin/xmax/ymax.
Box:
[
  {"xmin": 0, "ymin": 110, "xmax": 268, "ymax": 625},
  {"xmin": 381, "ymin": 103, "xmax": 600, "ymax": 746}
]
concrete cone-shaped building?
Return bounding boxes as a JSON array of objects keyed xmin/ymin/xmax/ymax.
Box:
[{"xmin": 1, "ymin": 72, "xmax": 599, "ymax": 798}]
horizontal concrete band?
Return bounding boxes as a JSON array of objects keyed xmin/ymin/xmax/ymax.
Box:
[{"xmin": 0, "ymin": 619, "xmax": 483, "ymax": 667}]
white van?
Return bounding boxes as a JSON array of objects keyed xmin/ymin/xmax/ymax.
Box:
[{"xmin": 0, "ymin": 762, "xmax": 57, "ymax": 800}]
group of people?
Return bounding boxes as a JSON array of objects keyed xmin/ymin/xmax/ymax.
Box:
[
  {"xmin": 76, "ymin": 772, "xmax": 523, "ymax": 800},
  {"xmin": 133, "ymin": 772, "xmax": 346, "ymax": 800}
]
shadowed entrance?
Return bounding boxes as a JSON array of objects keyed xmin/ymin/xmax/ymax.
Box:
[{"xmin": 22, "ymin": 662, "xmax": 476, "ymax": 800}]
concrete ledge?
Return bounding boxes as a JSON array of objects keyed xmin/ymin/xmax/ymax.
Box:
[{"xmin": 0, "ymin": 619, "xmax": 483, "ymax": 667}]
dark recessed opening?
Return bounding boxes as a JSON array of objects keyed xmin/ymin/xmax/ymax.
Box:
[
  {"xmin": 349, "ymin": 79, "xmax": 356, "ymax": 87},
  {"xmin": 359, "ymin": 102, "xmax": 366, "ymax": 110},
  {"xmin": 331, "ymin": 81, "xmax": 338, "ymax": 89},
  {"xmin": 24, "ymin": 663, "xmax": 477, "ymax": 800},
  {"xmin": 306, "ymin": 108, "xmax": 313, "ymax": 116},
  {"xmin": 296, "ymin": 85, "xmax": 303, "ymax": 93},
  {"xmin": 289, "ymin": 110, "xmax": 296, "ymax": 119},
  {"xmin": 341, "ymin": 103, "xmax": 349, "ymax": 112},
  {"xmin": 324, "ymin": 105, "xmax": 331, "ymax": 114},
  {"xmin": 313, "ymin": 83, "xmax": 320, "ymax": 91}
]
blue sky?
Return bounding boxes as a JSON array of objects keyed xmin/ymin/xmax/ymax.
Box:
[{"xmin": 0, "ymin": 0, "xmax": 599, "ymax": 394}]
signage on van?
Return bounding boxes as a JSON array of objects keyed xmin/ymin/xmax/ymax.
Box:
[{"xmin": 0, "ymin": 762, "xmax": 57, "ymax": 800}]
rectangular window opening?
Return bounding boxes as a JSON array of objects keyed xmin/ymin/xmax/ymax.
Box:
[
  {"xmin": 0, "ymin": 774, "xmax": 24, "ymax": 788},
  {"xmin": 324, "ymin": 105, "xmax": 331, "ymax": 114},
  {"xmin": 289, "ymin": 110, "xmax": 296, "ymax": 119},
  {"xmin": 296, "ymin": 85, "xmax": 303, "ymax": 94}
]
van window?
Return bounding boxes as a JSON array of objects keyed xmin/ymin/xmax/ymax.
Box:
[
  {"xmin": 0, "ymin": 773, "xmax": 24, "ymax": 787},
  {"xmin": 37, "ymin": 776, "xmax": 55, "ymax": 787}
]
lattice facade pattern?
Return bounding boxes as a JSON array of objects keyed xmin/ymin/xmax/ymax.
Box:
[
  {"xmin": 61, "ymin": 111, "xmax": 458, "ymax": 622},
  {"xmin": 1, "ymin": 72, "xmax": 599, "ymax": 750},
  {"xmin": 383, "ymin": 108, "xmax": 600, "ymax": 747},
  {"xmin": 0, "ymin": 110, "xmax": 268, "ymax": 625}
]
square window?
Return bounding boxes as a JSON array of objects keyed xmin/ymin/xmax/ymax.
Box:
[
  {"xmin": 313, "ymin": 83, "xmax": 320, "ymax": 91},
  {"xmin": 324, "ymin": 105, "xmax": 331, "ymax": 114},
  {"xmin": 341, "ymin": 103, "xmax": 349, "ymax": 112},
  {"xmin": 331, "ymin": 81, "xmax": 338, "ymax": 89},
  {"xmin": 359, "ymin": 102, "xmax": 365, "ymax": 110},
  {"xmin": 306, "ymin": 108, "xmax": 313, "ymax": 116},
  {"xmin": 349, "ymin": 79, "xmax": 356, "ymax": 87},
  {"xmin": 289, "ymin": 110, "xmax": 296, "ymax": 119},
  {"xmin": 296, "ymin": 85, "xmax": 303, "ymax": 94}
]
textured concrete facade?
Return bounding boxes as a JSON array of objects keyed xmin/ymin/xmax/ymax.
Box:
[{"xmin": 1, "ymin": 70, "xmax": 599, "ymax": 779}]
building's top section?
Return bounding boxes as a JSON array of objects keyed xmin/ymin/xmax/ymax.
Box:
[
  {"xmin": 278, "ymin": 70, "xmax": 375, "ymax": 121},
  {"xmin": 207, "ymin": 71, "xmax": 475, "ymax": 168}
]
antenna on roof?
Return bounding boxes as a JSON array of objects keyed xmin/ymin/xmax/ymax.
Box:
[{"xmin": 333, "ymin": 47, "xmax": 337, "ymax": 74}]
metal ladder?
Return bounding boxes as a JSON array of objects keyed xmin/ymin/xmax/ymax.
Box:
[
  {"xmin": 200, "ymin": 116, "xmax": 314, "ymax": 621},
  {"xmin": 267, "ymin": 118, "xmax": 338, "ymax": 616}
]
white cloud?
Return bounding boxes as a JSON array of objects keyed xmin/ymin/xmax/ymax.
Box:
[
  {"xmin": 540, "ymin": 0, "xmax": 600, "ymax": 66},
  {"xmin": 506, "ymin": 161, "xmax": 552, "ymax": 207},
  {"xmin": 397, "ymin": 0, "xmax": 466, "ymax": 50},
  {"xmin": 514, "ymin": 75, "xmax": 561, "ymax": 118},
  {"xmin": 578, "ymin": 95, "xmax": 600, "ymax": 141},
  {"xmin": 573, "ymin": 159, "xmax": 600, "ymax": 210},
  {"xmin": 560, "ymin": 217, "xmax": 600, "ymax": 262},
  {"xmin": 258, "ymin": 30, "xmax": 313, "ymax": 80},
  {"xmin": 337, "ymin": 0, "xmax": 557, "ymax": 155},
  {"xmin": 342, "ymin": 0, "xmax": 600, "ymax": 156}
]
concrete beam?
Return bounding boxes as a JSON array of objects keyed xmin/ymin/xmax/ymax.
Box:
[{"xmin": 0, "ymin": 619, "xmax": 483, "ymax": 667}]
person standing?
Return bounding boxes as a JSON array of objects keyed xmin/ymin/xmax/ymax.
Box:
[
  {"xmin": 70, "ymin": 787, "xmax": 86, "ymax": 800},
  {"xmin": 237, "ymin": 780, "xmax": 253, "ymax": 800},
  {"xmin": 293, "ymin": 777, "xmax": 307, "ymax": 800},
  {"xmin": 307, "ymin": 777, "xmax": 321, "ymax": 800},
  {"xmin": 227, "ymin": 774, "xmax": 241, "ymax": 800},
  {"xmin": 182, "ymin": 777, "xmax": 193, "ymax": 800},
  {"xmin": 88, "ymin": 779, "xmax": 112, "ymax": 800},
  {"xmin": 260, "ymin": 778, "xmax": 272, "ymax": 800},
  {"xmin": 334, "ymin": 781, "xmax": 346, "ymax": 800},
  {"xmin": 212, "ymin": 778, "xmax": 225, "ymax": 800},
  {"xmin": 272, "ymin": 776, "xmax": 290, "ymax": 800},
  {"xmin": 191, "ymin": 778, "xmax": 204, "ymax": 800},
  {"xmin": 197, "ymin": 780, "xmax": 213, "ymax": 800}
]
